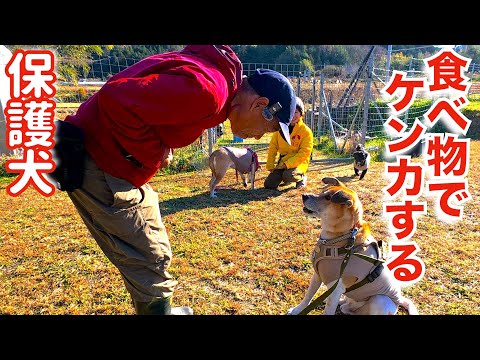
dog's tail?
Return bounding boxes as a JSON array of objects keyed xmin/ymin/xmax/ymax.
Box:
[{"xmin": 398, "ymin": 296, "xmax": 419, "ymax": 315}]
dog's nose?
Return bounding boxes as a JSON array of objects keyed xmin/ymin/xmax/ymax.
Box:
[{"xmin": 302, "ymin": 194, "xmax": 309, "ymax": 202}]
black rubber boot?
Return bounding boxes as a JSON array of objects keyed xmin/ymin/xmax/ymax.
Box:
[{"xmin": 133, "ymin": 297, "xmax": 193, "ymax": 315}]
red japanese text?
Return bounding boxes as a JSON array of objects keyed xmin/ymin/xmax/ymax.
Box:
[{"xmin": 4, "ymin": 50, "xmax": 57, "ymax": 197}]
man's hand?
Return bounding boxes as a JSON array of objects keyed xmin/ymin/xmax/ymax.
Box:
[{"xmin": 161, "ymin": 148, "xmax": 174, "ymax": 168}]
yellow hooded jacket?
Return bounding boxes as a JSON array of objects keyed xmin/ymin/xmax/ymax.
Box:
[{"xmin": 266, "ymin": 118, "xmax": 314, "ymax": 174}]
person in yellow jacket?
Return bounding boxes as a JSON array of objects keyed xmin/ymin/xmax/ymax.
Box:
[{"xmin": 264, "ymin": 96, "xmax": 314, "ymax": 189}]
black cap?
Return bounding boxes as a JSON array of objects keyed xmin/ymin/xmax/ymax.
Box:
[{"xmin": 248, "ymin": 68, "xmax": 296, "ymax": 144}]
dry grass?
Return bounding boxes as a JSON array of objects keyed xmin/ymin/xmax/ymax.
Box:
[{"xmin": 1, "ymin": 141, "xmax": 479, "ymax": 315}]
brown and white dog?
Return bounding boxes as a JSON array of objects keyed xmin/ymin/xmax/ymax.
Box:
[
  {"xmin": 208, "ymin": 146, "xmax": 260, "ymax": 198},
  {"xmin": 287, "ymin": 177, "xmax": 418, "ymax": 315}
]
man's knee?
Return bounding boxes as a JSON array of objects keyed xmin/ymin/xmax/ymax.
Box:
[
  {"xmin": 264, "ymin": 170, "xmax": 283, "ymax": 189},
  {"xmin": 264, "ymin": 177, "xmax": 279, "ymax": 189}
]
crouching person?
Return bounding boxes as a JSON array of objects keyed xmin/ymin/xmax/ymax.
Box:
[{"xmin": 264, "ymin": 97, "xmax": 313, "ymax": 190}]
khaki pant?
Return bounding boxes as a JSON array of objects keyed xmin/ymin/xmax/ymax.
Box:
[
  {"xmin": 67, "ymin": 154, "xmax": 177, "ymax": 303},
  {"xmin": 264, "ymin": 168, "xmax": 304, "ymax": 189}
]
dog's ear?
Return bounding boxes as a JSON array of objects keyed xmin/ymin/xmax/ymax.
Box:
[
  {"xmin": 322, "ymin": 177, "xmax": 343, "ymax": 186},
  {"xmin": 330, "ymin": 190, "xmax": 353, "ymax": 207}
]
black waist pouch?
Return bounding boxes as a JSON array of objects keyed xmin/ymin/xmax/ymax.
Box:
[{"xmin": 48, "ymin": 120, "xmax": 86, "ymax": 192}]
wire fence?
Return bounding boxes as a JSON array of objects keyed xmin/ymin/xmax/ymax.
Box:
[
  {"xmin": 43, "ymin": 53, "xmax": 480, "ymax": 167},
  {"xmin": 2, "ymin": 47, "xmax": 479, "ymax": 168}
]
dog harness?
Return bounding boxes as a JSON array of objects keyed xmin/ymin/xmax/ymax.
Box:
[{"xmin": 298, "ymin": 229, "xmax": 403, "ymax": 315}]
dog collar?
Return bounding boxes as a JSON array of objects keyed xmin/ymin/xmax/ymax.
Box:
[{"xmin": 318, "ymin": 227, "xmax": 359, "ymax": 247}]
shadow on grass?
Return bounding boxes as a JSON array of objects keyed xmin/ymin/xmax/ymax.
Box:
[
  {"xmin": 335, "ymin": 175, "xmax": 357, "ymax": 183},
  {"xmin": 308, "ymin": 159, "xmax": 353, "ymax": 172},
  {"xmin": 159, "ymin": 187, "xmax": 290, "ymax": 216},
  {"xmin": 306, "ymin": 170, "xmax": 357, "ymax": 185}
]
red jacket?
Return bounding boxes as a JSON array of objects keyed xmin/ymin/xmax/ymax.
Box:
[{"xmin": 65, "ymin": 45, "xmax": 242, "ymax": 187}]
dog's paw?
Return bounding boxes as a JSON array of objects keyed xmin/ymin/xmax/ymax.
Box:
[
  {"xmin": 339, "ymin": 303, "xmax": 353, "ymax": 315},
  {"xmin": 286, "ymin": 307, "xmax": 301, "ymax": 315},
  {"xmin": 339, "ymin": 298, "xmax": 365, "ymax": 315}
]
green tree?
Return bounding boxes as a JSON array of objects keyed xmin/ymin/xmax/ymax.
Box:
[
  {"xmin": 461, "ymin": 45, "xmax": 480, "ymax": 65},
  {"xmin": 8, "ymin": 45, "xmax": 107, "ymax": 83},
  {"xmin": 53, "ymin": 45, "xmax": 105, "ymax": 83},
  {"xmin": 390, "ymin": 52, "xmax": 411, "ymax": 71},
  {"xmin": 300, "ymin": 58, "xmax": 314, "ymax": 73},
  {"xmin": 308, "ymin": 45, "xmax": 350, "ymax": 66},
  {"xmin": 276, "ymin": 45, "xmax": 313, "ymax": 66}
]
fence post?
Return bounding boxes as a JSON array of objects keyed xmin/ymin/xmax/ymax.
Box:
[
  {"xmin": 385, "ymin": 45, "xmax": 393, "ymax": 83},
  {"xmin": 322, "ymin": 89, "xmax": 337, "ymax": 152},
  {"xmin": 311, "ymin": 71, "xmax": 316, "ymax": 129},
  {"xmin": 402, "ymin": 58, "xmax": 414, "ymax": 125},
  {"xmin": 297, "ymin": 72, "xmax": 301, "ymax": 97},
  {"xmin": 362, "ymin": 47, "xmax": 375, "ymax": 145},
  {"xmin": 318, "ymin": 72, "xmax": 324, "ymax": 139},
  {"xmin": 208, "ymin": 127, "xmax": 214, "ymax": 155}
]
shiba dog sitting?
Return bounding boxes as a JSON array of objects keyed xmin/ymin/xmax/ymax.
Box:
[{"xmin": 287, "ymin": 177, "xmax": 419, "ymax": 315}]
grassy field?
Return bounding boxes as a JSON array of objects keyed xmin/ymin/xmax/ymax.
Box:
[{"xmin": 0, "ymin": 139, "xmax": 479, "ymax": 315}]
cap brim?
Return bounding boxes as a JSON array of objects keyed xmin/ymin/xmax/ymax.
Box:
[{"xmin": 279, "ymin": 122, "xmax": 291, "ymax": 145}]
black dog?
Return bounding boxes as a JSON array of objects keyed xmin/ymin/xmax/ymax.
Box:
[{"xmin": 353, "ymin": 144, "xmax": 370, "ymax": 180}]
